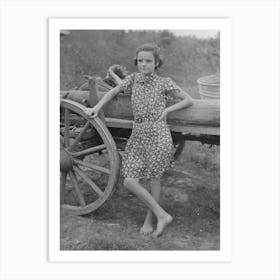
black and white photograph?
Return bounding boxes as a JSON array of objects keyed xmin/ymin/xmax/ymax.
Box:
[
  {"xmin": 52, "ymin": 18, "xmax": 231, "ymax": 260},
  {"xmin": 1, "ymin": 0, "xmax": 279, "ymax": 279}
]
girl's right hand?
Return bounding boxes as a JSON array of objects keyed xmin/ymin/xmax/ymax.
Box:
[{"xmin": 84, "ymin": 106, "xmax": 99, "ymax": 118}]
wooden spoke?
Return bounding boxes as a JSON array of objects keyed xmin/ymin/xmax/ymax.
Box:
[
  {"xmin": 69, "ymin": 170, "xmax": 86, "ymax": 206},
  {"xmin": 73, "ymin": 166, "xmax": 104, "ymax": 196},
  {"xmin": 68, "ymin": 121, "xmax": 90, "ymax": 152},
  {"xmin": 71, "ymin": 144, "xmax": 106, "ymax": 158},
  {"xmin": 64, "ymin": 108, "xmax": 70, "ymax": 147},
  {"xmin": 60, "ymin": 172, "xmax": 67, "ymax": 205},
  {"xmin": 73, "ymin": 158, "xmax": 110, "ymax": 175}
]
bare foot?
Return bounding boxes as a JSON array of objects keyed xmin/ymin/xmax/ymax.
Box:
[
  {"xmin": 140, "ymin": 222, "xmax": 154, "ymax": 235},
  {"xmin": 152, "ymin": 214, "xmax": 173, "ymax": 238}
]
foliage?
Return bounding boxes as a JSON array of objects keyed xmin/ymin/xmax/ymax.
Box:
[{"xmin": 60, "ymin": 30, "xmax": 220, "ymax": 98}]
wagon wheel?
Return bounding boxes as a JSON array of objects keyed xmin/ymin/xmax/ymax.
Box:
[{"xmin": 60, "ymin": 99, "xmax": 120, "ymax": 216}]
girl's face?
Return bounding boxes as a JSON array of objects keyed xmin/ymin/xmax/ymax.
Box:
[{"xmin": 136, "ymin": 51, "xmax": 157, "ymax": 75}]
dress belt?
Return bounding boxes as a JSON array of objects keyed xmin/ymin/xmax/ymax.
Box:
[{"xmin": 134, "ymin": 117, "xmax": 156, "ymax": 123}]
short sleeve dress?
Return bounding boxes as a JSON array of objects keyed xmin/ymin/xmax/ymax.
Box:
[{"xmin": 120, "ymin": 72, "xmax": 181, "ymax": 179}]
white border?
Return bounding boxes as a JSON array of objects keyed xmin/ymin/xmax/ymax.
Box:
[
  {"xmin": 49, "ymin": 18, "xmax": 231, "ymax": 262},
  {"xmin": 1, "ymin": 0, "xmax": 279, "ymax": 279}
]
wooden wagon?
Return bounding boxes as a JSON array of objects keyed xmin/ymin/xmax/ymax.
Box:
[{"xmin": 60, "ymin": 76, "xmax": 220, "ymax": 216}]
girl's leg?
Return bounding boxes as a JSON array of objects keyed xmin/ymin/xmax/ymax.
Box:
[
  {"xmin": 140, "ymin": 178, "xmax": 161, "ymax": 235},
  {"xmin": 123, "ymin": 177, "xmax": 172, "ymax": 237}
]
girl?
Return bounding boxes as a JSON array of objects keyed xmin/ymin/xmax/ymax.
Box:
[{"xmin": 85, "ymin": 43, "xmax": 193, "ymax": 237}]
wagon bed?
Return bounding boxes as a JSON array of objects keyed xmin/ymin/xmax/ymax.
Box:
[{"xmin": 62, "ymin": 77, "xmax": 219, "ymax": 138}]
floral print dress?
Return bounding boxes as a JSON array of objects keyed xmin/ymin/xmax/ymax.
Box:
[{"xmin": 120, "ymin": 72, "xmax": 181, "ymax": 179}]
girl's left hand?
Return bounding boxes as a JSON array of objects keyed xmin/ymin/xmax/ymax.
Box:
[{"xmin": 155, "ymin": 110, "xmax": 168, "ymax": 122}]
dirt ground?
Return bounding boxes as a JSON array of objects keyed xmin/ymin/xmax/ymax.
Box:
[{"xmin": 60, "ymin": 142, "xmax": 220, "ymax": 250}]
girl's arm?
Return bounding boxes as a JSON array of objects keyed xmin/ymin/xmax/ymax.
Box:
[
  {"xmin": 84, "ymin": 84, "xmax": 122, "ymax": 117},
  {"xmin": 166, "ymin": 90, "xmax": 194, "ymax": 113},
  {"xmin": 156, "ymin": 90, "xmax": 194, "ymax": 122}
]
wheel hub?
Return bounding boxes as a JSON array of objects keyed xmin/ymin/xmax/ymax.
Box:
[{"xmin": 60, "ymin": 149, "xmax": 73, "ymax": 172}]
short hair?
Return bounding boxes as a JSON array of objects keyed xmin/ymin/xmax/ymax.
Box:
[{"xmin": 134, "ymin": 43, "xmax": 163, "ymax": 69}]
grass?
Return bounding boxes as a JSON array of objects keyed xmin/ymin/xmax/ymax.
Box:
[{"xmin": 60, "ymin": 141, "xmax": 220, "ymax": 251}]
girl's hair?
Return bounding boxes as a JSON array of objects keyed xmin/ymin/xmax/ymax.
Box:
[{"xmin": 134, "ymin": 43, "xmax": 163, "ymax": 69}]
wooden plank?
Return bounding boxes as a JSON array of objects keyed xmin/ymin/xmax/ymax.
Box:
[
  {"xmin": 71, "ymin": 144, "xmax": 106, "ymax": 157},
  {"xmin": 105, "ymin": 117, "xmax": 133, "ymax": 129},
  {"xmin": 104, "ymin": 117, "xmax": 220, "ymax": 136},
  {"xmin": 169, "ymin": 124, "xmax": 219, "ymax": 135}
]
